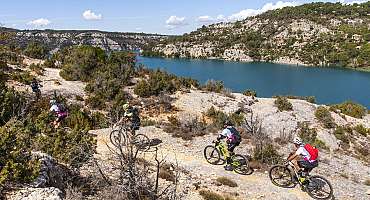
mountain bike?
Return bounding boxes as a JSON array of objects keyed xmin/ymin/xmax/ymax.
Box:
[
  {"xmin": 110, "ymin": 122, "xmax": 150, "ymax": 151},
  {"xmin": 204, "ymin": 140, "xmax": 250, "ymax": 175},
  {"xmin": 269, "ymin": 160, "xmax": 333, "ymax": 200}
]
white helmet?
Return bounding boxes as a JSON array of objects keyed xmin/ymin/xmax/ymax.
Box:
[
  {"xmin": 122, "ymin": 103, "xmax": 129, "ymax": 110},
  {"xmin": 50, "ymin": 99, "xmax": 57, "ymax": 105},
  {"xmin": 293, "ymin": 137, "xmax": 302, "ymax": 145}
]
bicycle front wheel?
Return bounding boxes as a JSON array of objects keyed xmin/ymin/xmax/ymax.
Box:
[
  {"xmin": 269, "ymin": 165, "xmax": 295, "ymax": 188},
  {"xmin": 204, "ymin": 145, "xmax": 221, "ymax": 165},
  {"xmin": 132, "ymin": 134, "xmax": 151, "ymax": 151},
  {"xmin": 305, "ymin": 175, "xmax": 333, "ymax": 200},
  {"xmin": 110, "ymin": 129, "xmax": 127, "ymax": 148},
  {"xmin": 232, "ymin": 154, "xmax": 250, "ymax": 175}
]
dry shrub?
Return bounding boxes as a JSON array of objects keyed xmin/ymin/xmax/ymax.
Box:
[
  {"xmin": 159, "ymin": 163, "xmax": 176, "ymax": 183},
  {"xmin": 216, "ymin": 177, "xmax": 238, "ymax": 187},
  {"xmin": 199, "ymin": 190, "xmax": 235, "ymax": 200},
  {"xmin": 164, "ymin": 116, "xmax": 207, "ymax": 140}
]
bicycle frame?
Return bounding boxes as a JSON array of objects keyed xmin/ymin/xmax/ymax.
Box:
[{"xmin": 215, "ymin": 142, "xmax": 229, "ymax": 159}]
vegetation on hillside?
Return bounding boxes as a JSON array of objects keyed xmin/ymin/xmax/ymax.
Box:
[{"xmin": 145, "ymin": 2, "xmax": 370, "ymax": 69}]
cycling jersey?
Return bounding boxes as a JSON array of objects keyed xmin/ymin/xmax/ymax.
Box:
[{"xmin": 295, "ymin": 145, "xmax": 311, "ymax": 161}]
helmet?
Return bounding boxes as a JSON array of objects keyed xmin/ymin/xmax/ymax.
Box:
[
  {"xmin": 50, "ymin": 99, "xmax": 57, "ymax": 105},
  {"xmin": 224, "ymin": 120, "xmax": 233, "ymax": 127},
  {"xmin": 293, "ymin": 137, "xmax": 302, "ymax": 145},
  {"xmin": 122, "ymin": 103, "xmax": 129, "ymax": 110}
]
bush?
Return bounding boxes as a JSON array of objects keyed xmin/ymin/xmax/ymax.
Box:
[
  {"xmin": 205, "ymin": 107, "xmax": 244, "ymax": 129},
  {"xmin": 273, "ymin": 95, "xmax": 316, "ymax": 104},
  {"xmin": 165, "ymin": 116, "xmax": 207, "ymax": 140},
  {"xmin": 315, "ymin": 106, "xmax": 336, "ymax": 129},
  {"xmin": 159, "ymin": 163, "xmax": 175, "ymax": 183},
  {"xmin": 333, "ymin": 126, "xmax": 350, "ymax": 144},
  {"xmin": 29, "ymin": 63, "xmax": 45, "ymax": 75},
  {"xmin": 330, "ymin": 101, "xmax": 367, "ymax": 119},
  {"xmin": 298, "ymin": 122, "xmax": 328, "ymax": 150},
  {"xmin": 274, "ymin": 96, "xmax": 293, "ymax": 111},
  {"xmin": 10, "ymin": 70, "xmax": 35, "ymax": 85},
  {"xmin": 203, "ymin": 79, "xmax": 224, "ymax": 93},
  {"xmin": 216, "ymin": 177, "xmax": 238, "ymax": 187},
  {"xmin": 253, "ymin": 144, "xmax": 282, "ymax": 164},
  {"xmin": 0, "ymin": 85, "xmax": 26, "ymax": 126},
  {"xmin": 23, "ymin": 42, "xmax": 48, "ymax": 59},
  {"xmin": 242, "ymin": 89, "xmax": 257, "ymax": 97},
  {"xmin": 0, "ymin": 120, "xmax": 40, "ymax": 185},
  {"xmin": 199, "ymin": 190, "xmax": 235, "ymax": 200},
  {"xmin": 354, "ymin": 124, "xmax": 368, "ymax": 136},
  {"xmin": 91, "ymin": 112, "xmax": 109, "ymax": 129}
]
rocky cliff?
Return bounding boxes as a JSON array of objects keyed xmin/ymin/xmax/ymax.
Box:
[
  {"xmin": 145, "ymin": 2, "xmax": 370, "ymax": 69},
  {"xmin": 0, "ymin": 27, "xmax": 168, "ymax": 52}
]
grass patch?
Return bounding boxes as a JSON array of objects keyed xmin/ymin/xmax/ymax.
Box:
[
  {"xmin": 216, "ymin": 177, "xmax": 238, "ymax": 187},
  {"xmin": 354, "ymin": 124, "xmax": 368, "ymax": 136}
]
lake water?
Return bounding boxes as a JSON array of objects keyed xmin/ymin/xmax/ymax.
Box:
[{"xmin": 137, "ymin": 56, "xmax": 370, "ymax": 108}]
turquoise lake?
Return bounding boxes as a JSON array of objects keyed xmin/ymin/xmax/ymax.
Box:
[{"xmin": 137, "ymin": 56, "xmax": 370, "ymax": 108}]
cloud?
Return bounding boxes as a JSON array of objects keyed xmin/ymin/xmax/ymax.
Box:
[
  {"xmin": 339, "ymin": 0, "xmax": 367, "ymax": 5},
  {"xmin": 166, "ymin": 16, "xmax": 187, "ymax": 28},
  {"xmin": 83, "ymin": 10, "xmax": 102, "ymax": 20},
  {"xmin": 197, "ymin": 16, "xmax": 214, "ymax": 23},
  {"xmin": 27, "ymin": 18, "xmax": 51, "ymax": 27},
  {"xmin": 228, "ymin": 1, "xmax": 299, "ymax": 21}
]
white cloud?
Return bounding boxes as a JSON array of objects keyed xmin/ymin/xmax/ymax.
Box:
[
  {"xmin": 166, "ymin": 16, "xmax": 187, "ymax": 28},
  {"xmin": 27, "ymin": 18, "xmax": 51, "ymax": 27},
  {"xmin": 83, "ymin": 10, "xmax": 102, "ymax": 20},
  {"xmin": 339, "ymin": 0, "xmax": 367, "ymax": 5},
  {"xmin": 197, "ymin": 15, "xmax": 214, "ymax": 23},
  {"xmin": 228, "ymin": 1, "xmax": 299, "ymax": 21}
]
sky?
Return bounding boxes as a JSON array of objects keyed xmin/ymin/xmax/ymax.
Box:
[{"xmin": 0, "ymin": 0, "xmax": 367, "ymax": 35}]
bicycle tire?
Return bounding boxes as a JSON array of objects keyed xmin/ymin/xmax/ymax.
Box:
[
  {"xmin": 305, "ymin": 175, "xmax": 333, "ymax": 200},
  {"xmin": 232, "ymin": 154, "xmax": 250, "ymax": 175},
  {"xmin": 110, "ymin": 129, "xmax": 127, "ymax": 148},
  {"xmin": 269, "ymin": 165, "xmax": 295, "ymax": 188},
  {"xmin": 132, "ymin": 133, "xmax": 151, "ymax": 151},
  {"xmin": 204, "ymin": 145, "xmax": 221, "ymax": 165}
]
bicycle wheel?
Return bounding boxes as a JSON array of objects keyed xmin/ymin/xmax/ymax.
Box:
[
  {"xmin": 132, "ymin": 134, "xmax": 150, "ymax": 151},
  {"xmin": 204, "ymin": 145, "xmax": 221, "ymax": 165},
  {"xmin": 269, "ymin": 165, "xmax": 295, "ymax": 188},
  {"xmin": 110, "ymin": 129, "xmax": 127, "ymax": 148},
  {"xmin": 232, "ymin": 154, "xmax": 250, "ymax": 175},
  {"xmin": 305, "ymin": 175, "xmax": 333, "ymax": 200}
]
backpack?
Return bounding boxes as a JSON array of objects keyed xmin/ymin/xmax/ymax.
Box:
[
  {"xmin": 31, "ymin": 82, "xmax": 39, "ymax": 91},
  {"xmin": 227, "ymin": 127, "xmax": 241, "ymax": 143},
  {"xmin": 57, "ymin": 103, "xmax": 67, "ymax": 113},
  {"xmin": 304, "ymin": 144, "xmax": 319, "ymax": 161}
]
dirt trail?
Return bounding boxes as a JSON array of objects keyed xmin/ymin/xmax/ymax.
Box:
[{"xmin": 91, "ymin": 126, "xmax": 312, "ymax": 200}]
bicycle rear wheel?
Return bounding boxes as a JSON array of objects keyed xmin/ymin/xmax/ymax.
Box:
[
  {"xmin": 132, "ymin": 134, "xmax": 151, "ymax": 151},
  {"xmin": 305, "ymin": 175, "xmax": 333, "ymax": 200},
  {"xmin": 232, "ymin": 154, "xmax": 250, "ymax": 175},
  {"xmin": 204, "ymin": 145, "xmax": 221, "ymax": 165},
  {"xmin": 110, "ymin": 129, "xmax": 127, "ymax": 148},
  {"xmin": 269, "ymin": 165, "xmax": 295, "ymax": 188}
]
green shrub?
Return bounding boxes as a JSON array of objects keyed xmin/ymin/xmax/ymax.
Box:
[
  {"xmin": 315, "ymin": 106, "xmax": 336, "ymax": 129},
  {"xmin": 242, "ymin": 89, "xmax": 257, "ymax": 97},
  {"xmin": 354, "ymin": 124, "xmax": 368, "ymax": 136},
  {"xmin": 253, "ymin": 144, "xmax": 282, "ymax": 164},
  {"xmin": 298, "ymin": 122, "xmax": 328, "ymax": 149},
  {"xmin": 203, "ymin": 79, "xmax": 224, "ymax": 93},
  {"xmin": 205, "ymin": 106, "xmax": 244, "ymax": 129},
  {"xmin": 0, "ymin": 120, "xmax": 40, "ymax": 185},
  {"xmin": 0, "ymin": 85, "xmax": 26, "ymax": 126},
  {"xmin": 216, "ymin": 177, "xmax": 238, "ymax": 187},
  {"xmin": 330, "ymin": 101, "xmax": 367, "ymax": 119},
  {"xmin": 274, "ymin": 96, "xmax": 293, "ymax": 111},
  {"xmin": 91, "ymin": 112, "xmax": 109, "ymax": 129},
  {"xmin": 23, "ymin": 42, "xmax": 48, "ymax": 59},
  {"xmin": 10, "ymin": 71, "xmax": 35, "ymax": 85},
  {"xmin": 43, "ymin": 58, "xmax": 57, "ymax": 68},
  {"xmin": 273, "ymin": 95, "xmax": 316, "ymax": 104},
  {"xmin": 333, "ymin": 126, "xmax": 350, "ymax": 144}
]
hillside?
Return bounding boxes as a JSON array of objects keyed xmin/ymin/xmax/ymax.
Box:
[
  {"xmin": 0, "ymin": 27, "xmax": 168, "ymax": 52},
  {"xmin": 1, "ymin": 48, "xmax": 370, "ymax": 199},
  {"xmin": 144, "ymin": 2, "xmax": 370, "ymax": 70}
]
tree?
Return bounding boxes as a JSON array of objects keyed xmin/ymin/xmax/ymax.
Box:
[{"xmin": 23, "ymin": 42, "xmax": 48, "ymax": 59}]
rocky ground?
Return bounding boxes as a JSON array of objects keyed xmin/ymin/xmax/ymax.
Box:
[{"xmin": 5, "ymin": 58, "xmax": 370, "ymax": 200}]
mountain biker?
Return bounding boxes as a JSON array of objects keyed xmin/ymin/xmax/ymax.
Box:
[
  {"xmin": 30, "ymin": 78, "xmax": 42, "ymax": 98},
  {"xmin": 287, "ymin": 137, "xmax": 318, "ymax": 177},
  {"xmin": 118, "ymin": 102, "xmax": 141, "ymax": 133},
  {"xmin": 49, "ymin": 99, "xmax": 68, "ymax": 129},
  {"xmin": 217, "ymin": 120, "xmax": 242, "ymax": 171}
]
